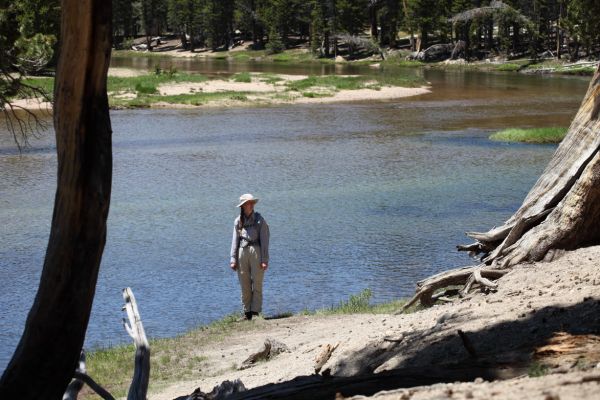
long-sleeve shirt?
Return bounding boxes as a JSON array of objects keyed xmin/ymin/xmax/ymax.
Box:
[{"xmin": 230, "ymin": 212, "xmax": 270, "ymax": 264}]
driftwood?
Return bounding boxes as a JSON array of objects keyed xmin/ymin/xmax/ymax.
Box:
[
  {"xmin": 174, "ymin": 379, "xmax": 247, "ymax": 400},
  {"xmin": 62, "ymin": 351, "xmax": 87, "ymax": 400},
  {"xmin": 314, "ymin": 343, "xmax": 339, "ymax": 374},
  {"xmin": 62, "ymin": 351, "xmax": 116, "ymax": 399},
  {"xmin": 239, "ymin": 338, "xmax": 289, "ymax": 370},
  {"xmin": 122, "ymin": 287, "xmax": 151, "ymax": 400},
  {"xmin": 61, "ymin": 288, "xmax": 150, "ymax": 400},
  {"xmin": 225, "ymin": 361, "xmax": 528, "ymax": 400}
]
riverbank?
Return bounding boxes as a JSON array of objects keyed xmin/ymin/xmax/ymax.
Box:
[
  {"xmin": 113, "ymin": 45, "xmax": 598, "ymax": 77},
  {"xmin": 11, "ymin": 67, "xmax": 429, "ymax": 110},
  {"xmin": 81, "ymin": 245, "xmax": 600, "ymax": 399}
]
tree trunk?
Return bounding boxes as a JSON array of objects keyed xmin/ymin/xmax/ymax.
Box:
[
  {"xmin": 409, "ymin": 66, "xmax": 600, "ymax": 308},
  {"xmin": 0, "ymin": 0, "xmax": 112, "ymax": 398},
  {"xmin": 461, "ymin": 65, "xmax": 600, "ymax": 267},
  {"xmin": 369, "ymin": 6, "xmax": 378, "ymax": 39}
]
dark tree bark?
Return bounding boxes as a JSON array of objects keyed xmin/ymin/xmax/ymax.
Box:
[
  {"xmin": 406, "ymin": 65, "xmax": 600, "ymax": 309},
  {"xmin": 0, "ymin": 0, "xmax": 112, "ymax": 398}
]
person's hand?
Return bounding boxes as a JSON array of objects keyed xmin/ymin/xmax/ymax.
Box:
[
  {"xmin": 260, "ymin": 262, "xmax": 268, "ymax": 271},
  {"xmin": 230, "ymin": 262, "xmax": 237, "ymax": 271}
]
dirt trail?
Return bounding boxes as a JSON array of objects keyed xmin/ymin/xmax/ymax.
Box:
[{"xmin": 151, "ymin": 245, "xmax": 600, "ymax": 400}]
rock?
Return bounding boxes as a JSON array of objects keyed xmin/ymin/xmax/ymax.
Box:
[{"xmin": 335, "ymin": 55, "xmax": 346, "ymax": 63}]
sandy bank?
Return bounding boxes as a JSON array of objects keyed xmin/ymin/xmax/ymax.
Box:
[
  {"xmin": 9, "ymin": 72, "xmax": 429, "ymax": 111},
  {"xmin": 150, "ymin": 245, "xmax": 600, "ymax": 400}
]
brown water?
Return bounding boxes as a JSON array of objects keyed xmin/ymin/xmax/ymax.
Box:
[{"xmin": 0, "ymin": 59, "xmax": 590, "ymax": 368}]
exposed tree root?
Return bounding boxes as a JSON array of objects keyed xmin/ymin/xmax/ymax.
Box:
[
  {"xmin": 406, "ymin": 65, "xmax": 600, "ymax": 310},
  {"xmin": 399, "ymin": 265, "xmax": 508, "ymax": 313}
]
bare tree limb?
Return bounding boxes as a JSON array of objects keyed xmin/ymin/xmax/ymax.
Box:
[{"xmin": 122, "ymin": 287, "xmax": 150, "ymax": 400}]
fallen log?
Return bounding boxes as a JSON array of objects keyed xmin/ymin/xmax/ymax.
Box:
[{"xmin": 226, "ymin": 361, "xmax": 528, "ymax": 400}]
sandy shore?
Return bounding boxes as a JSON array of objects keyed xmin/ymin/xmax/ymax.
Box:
[
  {"xmin": 154, "ymin": 73, "xmax": 430, "ymax": 105},
  {"xmin": 150, "ymin": 245, "xmax": 600, "ymax": 400},
  {"xmin": 10, "ymin": 72, "xmax": 429, "ymax": 111}
]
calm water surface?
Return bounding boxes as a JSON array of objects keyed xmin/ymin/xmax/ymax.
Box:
[{"xmin": 0, "ymin": 61, "xmax": 589, "ymax": 369}]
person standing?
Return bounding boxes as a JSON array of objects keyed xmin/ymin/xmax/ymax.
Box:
[{"xmin": 230, "ymin": 193, "xmax": 270, "ymax": 320}]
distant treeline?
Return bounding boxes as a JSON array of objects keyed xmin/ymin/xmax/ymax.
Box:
[
  {"xmin": 1, "ymin": 1, "xmax": 600, "ymax": 73},
  {"xmin": 113, "ymin": 0, "xmax": 600, "ymax": 60}
]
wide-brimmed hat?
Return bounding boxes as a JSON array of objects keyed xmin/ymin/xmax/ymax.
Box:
[{"xmin": 237, "ymin": 193, "xmax": 259, "ymax": 208}]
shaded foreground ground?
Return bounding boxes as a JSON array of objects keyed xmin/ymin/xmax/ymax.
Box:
[{"xmin": 142, "ymin": 245, "xmax": 600, "ymax": 400}]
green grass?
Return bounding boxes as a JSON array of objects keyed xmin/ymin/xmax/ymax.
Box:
[
  {"xmin": 134, "ymin": 81, "xmax": 157, "ymax": 94},
  {"xmin": 287, "ymin": 73, "xmax": 423, "ymax": 93},
  {"xmin": 257, "ymin": 73, "xmax": 284, "ymax": 85},
  {"xmin": 79, "ymin": 290, "xmax": 418, "ymax": 398},
  {"xmin": 490, "ymin": 127, "xmax": 568, "ymax": 144},
  {"xmin": 15, "ymin": 77, "xmax": 55, "ymax": 100},
  {"xmin": 495, "ymin": 63, "xmax": 522, "ymax": 72},
  {"xmin": 233, "ymin": 72, "xmax": 252, "ymax": 83},
  {"xmin": 272, "ymin": 53, "xmax": 293, "ymax": 62},
  {"xmin": 110, "ymin": 91, "xmax": 252, "ymax": 108},
  {"xmin": 308, "ymin": 289, "xmax": 410, "ymax": 315},
  {"xmin": 84, "ymin": 313, "xmax": 248, "ymax": 398},
  {"xmin": 287, "ymin": 75, "xmax": 367, "ymax": 91},
  {"xmin": 107, "ymin": 72, "xmax": 208, "ymax": 93},
  {"xmin": 302, "ymin": 91, "xmax": 331, "ymax": 98},
  {"xmin": 555, "ymin": 66, "xmax": 596, "ymax": 76}
]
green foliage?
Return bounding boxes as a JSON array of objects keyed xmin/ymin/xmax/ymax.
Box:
[
  {"xmin": 135, "ymin": 81, "xmax": 158, "ymax": 94},
  {"xmin": 265, "ymin": 28, "xmax": 285, "ymax": 55},
  {"xmin": 322, "ymin": 289, "xmax": 374, "ymax": 314},
  {"xmin": 233, "ymin": 72, "xmax": 252, "ymax": 82},
  {"xmin": 336, "ymin": 0, "xmax": 369, "ymax": 36},
  {"xmin": 490, "ymin": 127, "xmax": 568, "ymax": 144},
  {"xmin": 287, "ymin": 75, "xmax": 366, "ymax": 91},
  {"xmin": 113, "ymin": 0, "xmax": 139, "ymax": 38},
  {"xmin": 17, "ymin": 77, "xmax": 54, "ymax": 99},
  {"xmin": 495, "ymin": 63, "xmax": 522, "ymax": 72},
  {"xmin": 314, "ymin": 289, "xmax": 409, "ymax": 315}
]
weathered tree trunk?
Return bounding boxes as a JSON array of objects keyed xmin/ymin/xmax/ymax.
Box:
[
  {"xmin": 407, "ymin": 65, "xmax": 600, "ymax": 308},
  {"xmin": 463, "ymin": 65, "xmax": 600, "ymax": 267},
  {"xmin": 0, "ymin": 0, "xmax": 112, "ymax": 398}
]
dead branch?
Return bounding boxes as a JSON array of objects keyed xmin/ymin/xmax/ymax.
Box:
[
  {"xmin": 122, "ymin": 287, "xmax": 150, "ymax": 400},
  {"xmin": 62, "ymin": 351, "xmax": 86, "ymax": 400},
  {"xmin": 314, "ymin": 343, "xmax": 339, "ymax": 374},
  {"xmin": 240, "ymin": 338, "xmax": 290, "ymax": 370},
  {"xmin": 71, "ymin": 372, "xmax": 115, "ymax": 400},
  {"xmin": 62, "ymin": 351, "xmax": 115, "ymax": 400}
]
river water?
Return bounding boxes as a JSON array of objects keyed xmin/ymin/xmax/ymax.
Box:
[{"xmin": 0, "ymin": 59, "xmax": 590, "ymax": 369}]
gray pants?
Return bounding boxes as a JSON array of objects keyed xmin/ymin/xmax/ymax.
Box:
[{"xmin": 237, "ymin": 245, "xmax": 264, "ymax": 313}]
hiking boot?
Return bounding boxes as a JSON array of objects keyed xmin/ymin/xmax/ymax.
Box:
[{"xmin": 244, "ymin": 312, "xmax": 253, "ymax": 321}]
